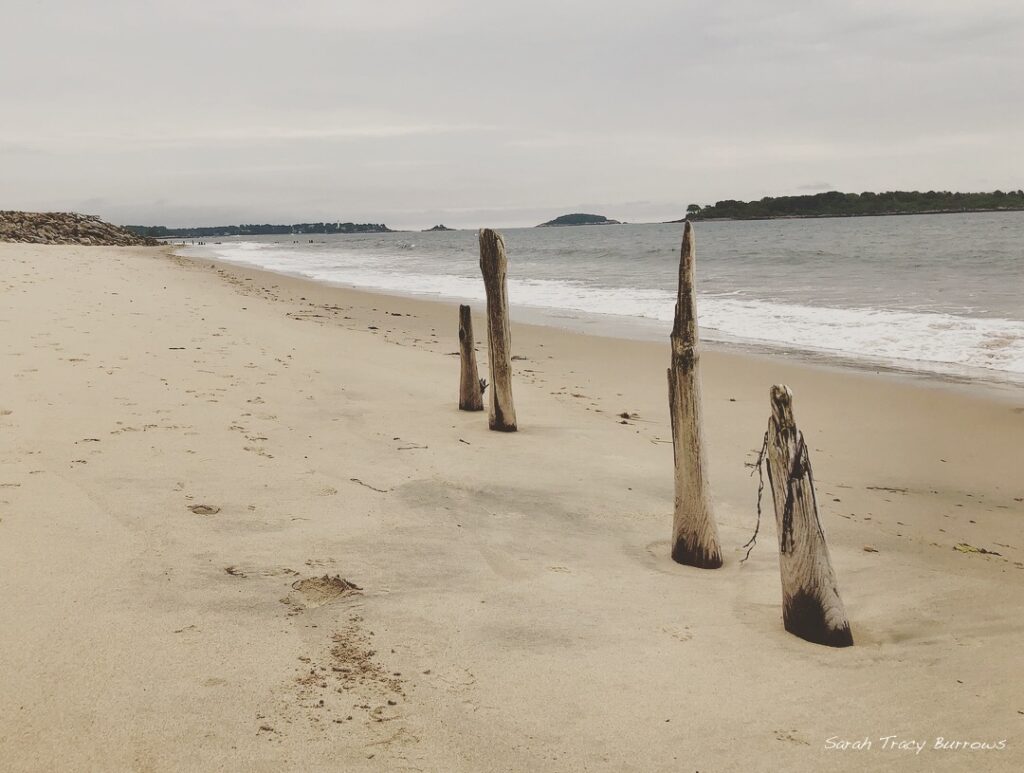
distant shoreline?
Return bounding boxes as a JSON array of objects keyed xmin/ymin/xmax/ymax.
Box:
[
  {"xmin": 683, "ymin": 189, "xmax": 1024, "ymax": 223},
  {"xmin": 126, "ymin": 222, "xmax": 393, "ymax": 239},
  {"xmin": 684, "ymin": 207, "xmax": 1024, "ymax": 223}
]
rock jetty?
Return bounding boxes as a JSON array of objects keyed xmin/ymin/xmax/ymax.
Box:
[{"xmin": 0, "ymin": 211, "xmax": 160, "ymax": 246}]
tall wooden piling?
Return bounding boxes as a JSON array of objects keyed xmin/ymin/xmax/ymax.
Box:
[
  {"xmin": 479, "ymin": 228, "xmax": 517, "ymax": 431},
  {"xmin": 458, "ymin": 304, "xmax": 484, "ymax": 411},
  {"xmin": 765, "ymin": 385, "xmax": 853, "ymax": 647},
  {"xmin": 667, "ymin": 222, "xmax": 722, "ymax": 568}
]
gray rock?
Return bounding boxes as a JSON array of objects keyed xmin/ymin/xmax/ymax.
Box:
[{"xmin": 0, "ymin": 211, "xmax": 160, "ymax": 246}]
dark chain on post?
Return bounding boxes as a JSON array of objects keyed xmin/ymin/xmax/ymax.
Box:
[{"xmin": 740, "ymin": 426, "xmax": 770, "ymax": 563}]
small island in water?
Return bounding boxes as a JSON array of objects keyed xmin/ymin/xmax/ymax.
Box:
[
  {"xmin": 682, "ymin": 190, "xmax": 1024, "ymax": 221},
  {"xmin": 537, "ymin": 213, "xmax": 621, "ymax": 227},
  {"xmin": 423, "ymin": 224, "xmax": 453, "ymax": 232}
]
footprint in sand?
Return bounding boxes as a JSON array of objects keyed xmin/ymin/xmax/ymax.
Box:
[
  {"xmin": 225, "ymin": 565, "xmax": 298, "ymax": 579},
  {"xmin": 774, "ymin": 729, "xmax": 810, "ymax": 746},
  {"xmin": 661, "ymin": 625, "xmax": 693, "ymax": 643},
  {"xmin": 188, "ymin": 504, "xmax": 221, "ymax": 515},
  {"xmin": 285, "ymin": 575, "xmax": 362, "ymax": 609}
]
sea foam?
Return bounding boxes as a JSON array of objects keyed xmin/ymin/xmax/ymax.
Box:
[{"xmin": 192, "ymin": 235, "xmax": 1024, "ymax": 382}]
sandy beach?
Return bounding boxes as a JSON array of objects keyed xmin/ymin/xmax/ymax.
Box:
[{"xmin": 1, "ymin": 242, "xmax": 1022, "ymax": 772}]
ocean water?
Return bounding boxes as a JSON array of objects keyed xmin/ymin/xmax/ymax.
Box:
[{"xmin": 179, "ymin": 212, "xmax": 1024, "ymax": 384}]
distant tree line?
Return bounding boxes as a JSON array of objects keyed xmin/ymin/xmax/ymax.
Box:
[
  {"xmin": 124, "ymin": 222, "xmax": 393, "ymax": 238},
  {"xmin": 685, "ymin": 190, "xmax": 1024, "ymax": 221}
]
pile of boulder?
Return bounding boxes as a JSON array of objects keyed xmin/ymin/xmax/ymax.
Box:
[{"xmin": 0, "ymin": 211, "xmax": 160, "ymax": 246}]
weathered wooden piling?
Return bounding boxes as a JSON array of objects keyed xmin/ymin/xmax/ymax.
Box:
[
  {"xmin": 765, "ymin": 385, "xmax": 853, "ymax": 647},
  {"xmin": 458, "ymin": 304, "xmax": 484, "ymax": 411},
  {"xmin": 479, "ymin": 228, "xmax": 517, "ymax": 431},
  {"xmin": 667, "ymin": 222, "xmax": 722, "ymax": 568}
]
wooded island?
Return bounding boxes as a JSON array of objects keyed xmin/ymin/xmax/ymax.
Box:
[
  {"xmin": 685, "ymin": 189, "xmax": 1024, "ymax": 221},
  {"xmin": 537, "ymin": 213, "xmax": 621, "ymax": 227}
]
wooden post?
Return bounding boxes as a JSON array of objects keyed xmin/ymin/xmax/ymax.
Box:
[
  {"xmin": 479, "ymin": 229, "xmax": 517, "ymax": 431},
  {"xmin": 667, "ymin": 221, "xmax": 722, "ymax": 568},
  {"xmin": 765, "ymin": 385, "xmax": 853, "ymax": 647},
  {"xmin": 458, "ymin": 304, "xmax": 484, "ymax": 411}
]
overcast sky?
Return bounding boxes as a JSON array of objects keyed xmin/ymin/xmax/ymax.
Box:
[{"xmin": 2, "ymin": 1, "xmax": 1022, "ymax": 229}]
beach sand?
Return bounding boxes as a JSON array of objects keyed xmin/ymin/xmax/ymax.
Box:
[{"xmin": 1, "ymin": 243, "xmax": 1021, "ymax": 772}]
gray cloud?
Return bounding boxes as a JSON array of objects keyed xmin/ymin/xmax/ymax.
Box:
[{"xmin": 1, "ymin": 0, "xmax": 1021, "ymax": 228}]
